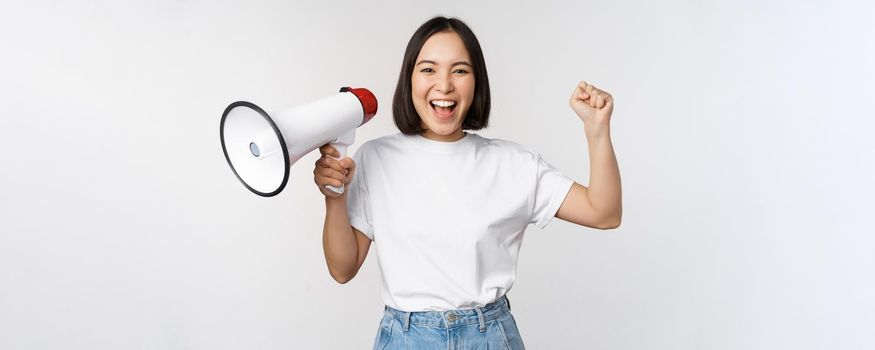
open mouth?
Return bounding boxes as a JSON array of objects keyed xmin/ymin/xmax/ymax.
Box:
[{"xmin": 429, "ymin": 99, "xmax": 457, "ymax": 118}]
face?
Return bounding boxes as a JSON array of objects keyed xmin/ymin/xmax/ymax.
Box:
[{"xmin": 411, "ymin": 31, "xmax": 475, "ymax": 142}]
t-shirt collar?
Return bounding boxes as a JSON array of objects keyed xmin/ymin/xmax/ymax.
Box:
[{"xmin": 402, "ymin": 131, "xmax": 478, "ymax": 154}]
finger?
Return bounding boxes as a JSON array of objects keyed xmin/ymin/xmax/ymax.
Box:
[
  {"xmin": 319, "ymin": 144, "xmax": 340, "ymax": 158},
  {"xmin": 317, "ymin": 155, "xmax": 346, "ymax": 173},
  {"xmin": 578, "ymin": 87, "xmax": 590, "ymax": 101},
  {"xmin": 603, "ymin": 94, "xmax": 614, "ymax": 111},
  {"xmin": 344, "ymin": 158, "xmax": 356, "ymax": 181},
  {"xmin": 578, "ymin": 81, "xmax": 592, "ymax": 101},
  {"xmin": 602, "ymin": 92, "xmax": 613, "ymax": 109},
  {"xmin": 317, "ymin": 156, "xmax": 348, "ymax": 174},
  {"xmin": 587, "ymin": 87, "xmax": 598, "ymax": 108},
  {"xmin": 584, "ymin": 85, "xmax": 597, "ymax": 107},
  {"xmin": 315, "ymin": 169, "xmax": 346, "ymax": 185},
  {"xmin": 320, "ymin": 144, "xmax": 339, "ymax": 158},
  {"xmin": 338, "ymin": 157, "xmax": 355, "ymax": 170},
  {"xmin": 596, "ymin": 93, "xmax": 606, "ymax": 109},
  {"xmin": 317, "ymin": 167, "xmax": 349, "ymax": 183},
  {"xmin": 571, "ymin": 87, "xmax": 588, "ymax": 105},
  {"xmin": 337, "ymin": 158, "xmax": 356, "ymax": 180}
]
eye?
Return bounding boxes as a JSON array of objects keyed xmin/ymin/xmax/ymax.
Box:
[
  {"xmin": 453, "ymin": 69, "xmax": 469, "ymax": 74},
  {"xmin": 420, "ymin": 68, "xmax": 435, "ymax": 73}
]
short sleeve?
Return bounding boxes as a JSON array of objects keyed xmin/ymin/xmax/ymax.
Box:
[
  {"xmin": 346, "ymin": 148, "xmax": 374, "ymax": 240},
  {"xmin": 530, "ymin": 154, "xmax": 574, "ymax": 229}
]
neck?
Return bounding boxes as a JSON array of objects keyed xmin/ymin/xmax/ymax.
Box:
[{"xmin": 421, "ymin": 129, "xmax": 466, "ymax": 142}]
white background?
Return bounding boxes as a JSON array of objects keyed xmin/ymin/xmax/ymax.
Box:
[{"xmin": 1, "ymin": 0, "xmax": 873, "ymax": 349}]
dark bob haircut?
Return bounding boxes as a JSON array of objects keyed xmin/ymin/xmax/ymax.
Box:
[{"xmin": 392, "ymin": 16, "xmax": 491, "ymax": 134}]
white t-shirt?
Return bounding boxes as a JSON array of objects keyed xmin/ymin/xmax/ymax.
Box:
[{"xmin": 346, "ymin": 132, "xmax": 574, "ymax": 311}]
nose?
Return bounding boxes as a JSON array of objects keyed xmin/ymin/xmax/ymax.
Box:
[{"xmin": 435, "ymin": 73, "xmax": 454, "ymax": 93}]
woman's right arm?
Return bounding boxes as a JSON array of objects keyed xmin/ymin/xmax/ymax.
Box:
[{"xmin": 315, "ymin": 145, "xmax": 371, "ymax": 284}]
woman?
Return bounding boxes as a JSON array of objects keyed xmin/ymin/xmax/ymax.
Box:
[{"xmin": 314, "ymin": 16, "xmax": 621, "ymax": 349}]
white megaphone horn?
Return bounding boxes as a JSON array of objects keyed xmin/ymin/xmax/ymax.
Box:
[{"xmin": 220, "ymin": 87, "xmax": 378, "ymax": 197}]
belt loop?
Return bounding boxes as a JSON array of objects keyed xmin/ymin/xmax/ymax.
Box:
[
  {"xmin": 475, "ymin": 306, "xmax": 486, "ymax": 333},
  {"xmin": 402, "ymin": 311, "xmax": 411, "ymax": 332}
]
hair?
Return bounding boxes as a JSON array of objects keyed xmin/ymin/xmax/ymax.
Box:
[{"xmin": 392, "ymin": 16, "xmax": 491, "ymax": 134}]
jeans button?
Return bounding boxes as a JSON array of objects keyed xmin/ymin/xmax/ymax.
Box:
[{"xmin": 447, "ymin": 313, "xmax": 457, "ymax": 322}]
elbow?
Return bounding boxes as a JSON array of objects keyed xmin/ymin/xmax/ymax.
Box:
[
  {"xmin": 333, "ymin": 275, "xmax": 352, "ymax": 284},
  {"xmin": 329, "ymin": 268, "xmax": 357, "ymax": 284},
  {"xmin": 594, "ymin": 213, "xmax": 622, "ymax": 230},
  {"xmin": 599, "ymin": 220, "xmax": 621, "ymax": 230},
  {"xmin": 330, "ymin": 272, "xmax": 353, "ymax": 284}
]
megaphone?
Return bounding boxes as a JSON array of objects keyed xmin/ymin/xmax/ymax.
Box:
[{"xmin": 220, "ymin": 87, "xmax": 377, "ymax": 197}]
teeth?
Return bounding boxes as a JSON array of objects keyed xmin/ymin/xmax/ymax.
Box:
[{"xmin": 430, "ymin": 100, "xmax": 456, "ymax": 108}]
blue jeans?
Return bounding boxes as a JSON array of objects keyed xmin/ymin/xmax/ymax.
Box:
[{"xmin": 373, "ymin": 296, "xmax": 525, "ymax": 350}]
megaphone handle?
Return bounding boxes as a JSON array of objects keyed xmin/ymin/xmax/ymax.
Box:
[
  {"xmin": 325, "ymin": 129, "xmax": 356, "ymax": 194},
  {"xmin": 325, "ymin": 143, "xmax": 348, "ymax": 194}
]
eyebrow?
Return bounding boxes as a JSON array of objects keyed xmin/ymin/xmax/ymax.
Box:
[{"xmin": 416, "ymin": 60, "xmax": 473, "ymax": 67}]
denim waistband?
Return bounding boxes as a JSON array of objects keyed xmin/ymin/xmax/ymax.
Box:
[{"xmin": 384, "ymin": 296, "xmax": 511, "ymax": 331}]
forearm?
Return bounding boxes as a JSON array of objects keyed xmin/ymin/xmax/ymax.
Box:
[
  {"xmin": 322, "ymin": 196, "xmax": 358, "ymax": 280},
  {"xmin": 585, "ymin": 126, "xmax": 622, "ymax": 224}
]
